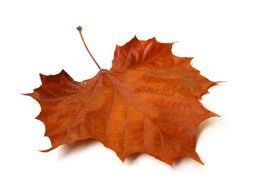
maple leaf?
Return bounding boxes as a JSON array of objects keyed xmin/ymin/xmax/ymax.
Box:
[{"xmin": 26, "ymin": 26, "xmax": 217, "ymax": 165}]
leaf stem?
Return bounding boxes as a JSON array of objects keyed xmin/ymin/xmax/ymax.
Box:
[{"xmin": 76, "ymin": 26, "xmax": 101, "ymax": 70}]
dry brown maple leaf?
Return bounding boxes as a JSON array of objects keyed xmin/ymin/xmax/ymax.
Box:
[{"xmin": 26, "ymin": 26, "xmax": 217, "ymax": 165}]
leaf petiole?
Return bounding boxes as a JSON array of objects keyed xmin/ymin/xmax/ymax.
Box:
[{"xmin": 76, "ymin": 26, "xmax": 101, "ymax": 70}]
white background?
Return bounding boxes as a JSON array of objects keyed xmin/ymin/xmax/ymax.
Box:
[{"xmin": 0, "ymin": 0, "xmax": 252, "ymax": 189}]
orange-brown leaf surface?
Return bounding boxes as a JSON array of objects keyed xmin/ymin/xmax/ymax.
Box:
[{"xmin": 27, "ymin": 37, "xmax": 217, "ymax": 165}]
